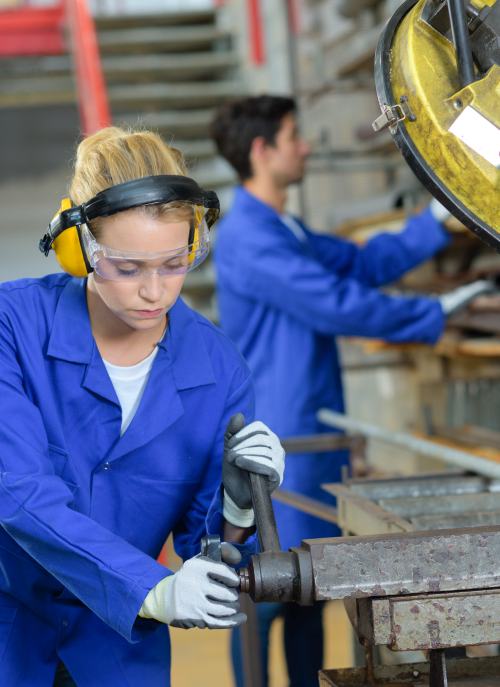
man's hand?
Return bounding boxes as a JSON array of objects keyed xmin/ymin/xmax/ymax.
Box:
[
  {"xmin": 139, "ymin": 543, "xmax": 245, "ymax": 629},
  {"xmin": 222, "ymin": 414, "xmax": 285, "ymax": 527},
  {"xmin": 439, "ymin": 280, "xmax": 496, "ymax": 317}
]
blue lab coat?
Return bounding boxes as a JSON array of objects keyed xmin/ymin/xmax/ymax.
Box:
[
  {"xmin": 215, "ymin": 187, "xmax": 449, "ymax": 551},
  {"xmin": 0, "ymin": 273, "xmax": 255, "ymax": 686}
]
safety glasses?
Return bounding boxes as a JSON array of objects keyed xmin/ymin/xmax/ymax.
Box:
[{"xmin": 80, "ymin": 218, "xmax": 210, "ymax": 282}]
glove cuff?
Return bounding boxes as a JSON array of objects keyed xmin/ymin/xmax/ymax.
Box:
[
  {"xmin": 138, "ymin": 574, "xmax": 174, "ymax": 621},
  {"xmin": 223, "ymin": 491, "xmax": 255, "ymax": 528}
]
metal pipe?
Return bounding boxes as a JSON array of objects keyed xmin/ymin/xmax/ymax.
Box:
[
  {"xmin": 447, "ymin": 0, "xmax": 476, "ymax": 87},
  {"xmin": 250, "ymin": 473, "xmax": 281, "ymax": 552},
  {"xmin": 317, "ymin": 409, "xmax": 500, "ymax": 479}
]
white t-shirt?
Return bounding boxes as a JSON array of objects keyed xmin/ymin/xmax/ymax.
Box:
[
  {"xmin": 103, "ymin": 347, "xmax": 159, "ymax": 435},
  {"xmin": 280, "ymin": 213, "xmax": 307, "ymax": 242}
]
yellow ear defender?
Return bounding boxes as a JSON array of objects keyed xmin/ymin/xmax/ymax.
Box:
[{"xmin": 51, "ymin": 199, "xmax": 90, "ymax": 278}]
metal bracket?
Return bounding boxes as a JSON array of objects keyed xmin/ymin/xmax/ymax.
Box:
[{"xmin": 372, "ymin": 96, "xmax": 416, "ymax": 134}]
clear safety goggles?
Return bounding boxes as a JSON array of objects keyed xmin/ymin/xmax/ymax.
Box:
[{"xmin": 80, "ymin": 217, "xmax": 210, "ymax": 282}]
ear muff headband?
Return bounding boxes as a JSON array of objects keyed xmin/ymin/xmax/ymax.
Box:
[{"xmin": 39, "ymin": 175, "xmax": 220, "ymax": 278}]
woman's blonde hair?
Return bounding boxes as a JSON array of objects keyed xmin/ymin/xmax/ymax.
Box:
[{"xmin": 69, "ymin": 126, "xmax": 190, "ymax": 238}]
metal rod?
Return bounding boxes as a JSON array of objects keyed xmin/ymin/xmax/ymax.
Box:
[
  {"xmin": 317, "ymin": 409, "xmax": 500, "ymax": 479},
  {"xmin": 250, "ymin": 473, "xmax": 281, "ymax": 552},
  {"xmin": 447, "ymin": 0, "xmax": 476, "ymax": 87},
  {"xmin": 429, "ymin": 649, "xmax": 448, "ymax": 687},
  {"xmin": 273, "ymin": 489, "xmax": 338, "ymax": 524}
]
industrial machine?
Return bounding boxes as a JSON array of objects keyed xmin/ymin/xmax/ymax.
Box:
[
  {"xmin": 371, "ymin": 0, "xmax": 499, "ymax": 246},
  {"xmin": 228, "ymin": 412, "xmax": 500, "ymax": 686}
]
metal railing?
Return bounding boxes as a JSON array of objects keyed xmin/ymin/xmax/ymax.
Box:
[{"xmin": 64, "ymin": 0, "xmax": 111, "ymax": 134}]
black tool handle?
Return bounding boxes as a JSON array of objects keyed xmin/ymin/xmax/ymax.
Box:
[{"xmin": 249, "ymin": 472, "xmax": 281, "ymax": 552}]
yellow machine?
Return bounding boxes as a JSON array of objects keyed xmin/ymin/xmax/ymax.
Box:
[{"xmin": 372, "ymin": 0, "xmax": 499, "ymax": 247}]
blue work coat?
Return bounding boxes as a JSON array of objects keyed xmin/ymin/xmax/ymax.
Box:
[
  {"xmin": 0, "ymin": 273, "xmax": 255, "ymax": 686},
  {"xmin": 215, "ymin": 187, "xmax": 449, "ymax": 551}
]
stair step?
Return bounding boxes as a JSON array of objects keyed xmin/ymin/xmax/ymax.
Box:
[
  {"xmin": 0, "ymin": 55, "xmax": 71, "ymax": 79},
  {"xmin": 109, "ymin": 81, "xmax": 243, "ymax": 111},
  {"xmin": 98, "ymin": 26, "xmax": 231, "ymax": 54},
  {"xmin": 0, "ymin": 76, "xmax": 74, "ymax": 108},
  {"xmin": 118, "ymin": 108, "xmax": 215, "ymax": 138},
  {"xmin": 101, "ymin": 52, "xmax": 237, "ymax": 83},
  {"xmin": 95, "ymin": 9, "xmax": 216, "ymax": 31}
]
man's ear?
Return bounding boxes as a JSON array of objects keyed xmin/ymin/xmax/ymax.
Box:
[{"xmin": 249, "ymin": 136, "xmax": 269, "ymax": 167}]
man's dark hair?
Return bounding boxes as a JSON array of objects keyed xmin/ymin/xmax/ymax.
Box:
[{"xmin": 210, "ymin": 95, "xmax": 296, "ymax": 181}]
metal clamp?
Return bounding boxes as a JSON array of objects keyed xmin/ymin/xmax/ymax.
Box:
[{"xmin": 372, "ymin": 96, "xmax": 416, "ymax": 134}]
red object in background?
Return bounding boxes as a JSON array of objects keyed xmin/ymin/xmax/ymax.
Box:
[
  {"xmin": 287, "ymin": 0, "xmax": 301, "ymax": 34},
  {"xmin": 0, "ymin": 3, "xmax": 65, "ymax": 56},
  {"xmin": 64, "ymin": 0, "xmax": 111, "ymax": 134},
  {"xmin": 247, "ymin": 0, "xmax": 265, "ymax": 65},
  {"xmin": 0, "ymin": 0, "xmax": 111, "ymax": 135}
]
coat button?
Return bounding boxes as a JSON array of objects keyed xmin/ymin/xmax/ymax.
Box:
[
  {"xmin": 102, "ymin": 462, "xmax": 110, "ymax": 471},
  {"xmin": 62, "ymin": 619, "xmax": 69, "ymax": 628}
]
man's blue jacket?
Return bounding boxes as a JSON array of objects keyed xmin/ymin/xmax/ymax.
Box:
[
  {"xmin": 215, "ymin": 187, "xmax": 449, "ymax": 551},
  {"xmin": 0, "ymin": 273, "xmax": 255, "ymax": 686}
]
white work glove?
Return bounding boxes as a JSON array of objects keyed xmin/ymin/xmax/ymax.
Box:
[
  {"xmin": 223, "ymin": 414, "xmax": 285, "ymax": 528},
  {"xmin": 439, "ymin": 280, "xmax": 496, "ymax": 316},
  {"xmin": 429, "ymin": 197, "xmax": 452, "ymax": 223},
  {"xmin": 139, "ymin": 543, "xmax": 246, "ymax": 629}
]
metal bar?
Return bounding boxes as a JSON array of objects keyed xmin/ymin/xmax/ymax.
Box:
[
  {"xmin": 304, "ymin": 526, "xmax": 500, "ymax": 600},
  {"xmin": 64, "ymin": 0, "xmax": 112, "ymax": 135},
  {"xmin": 317, "ymin": 409, "xmax": 500, "ymax": 479},
  {"xmin": 250, "ymin": 473, "xmax": 281, "ymax": 552},
  {"xmin": 346, "ymin": 473, "xmax": 492, "ymax": 500},
  {"xmin": 273, "ymin": 489, "xmax": 338, "ymax": 524},
  {"xmin": 282, "ymin": 433, "xmax": 359, "ymax": 454},
  {"xmin": 239, "ymin": 594, "xmax": 264, "ymax": 687},
  {"xmin": 429, "ymin": 649, "xmax": 448, "ymax": 687},
  {"xmin": 411, "ymin": 511, "xmax": 500, "ymax": 530},
  {"xmin": 447, "ymin": 0, "xmax": 476, "ymax": 87},
  {"xmin": 379, "ymin": 492, "xmax": 500, "ymax": 518}
]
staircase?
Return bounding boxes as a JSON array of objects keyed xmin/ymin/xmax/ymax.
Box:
[{"xmin": 0, "ymin": 5, "xmax": 244, "ymax": 317}]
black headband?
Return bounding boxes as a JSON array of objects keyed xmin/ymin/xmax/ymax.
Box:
[{"xmin": 40, "ymin": 175, "xmax": 220, "ymax": 256}]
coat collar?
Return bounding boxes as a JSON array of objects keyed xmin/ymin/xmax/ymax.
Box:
[
  {"xmin": 47, "ymin": 278, "xmax": 215, "ymax": 391},
  {"xmin": 233, "ymin": 186, "xmax": 309, "ymax": 240},
  {"xmin": 47, "ymin": 278, "xmax": 216, "ymax": 461}
]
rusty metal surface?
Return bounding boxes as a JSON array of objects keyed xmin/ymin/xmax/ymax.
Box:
[
  {"xmin": 346, "ymin": 474, "xmax": 499, "ymax": 500},
  {"xmin": 378, "ymin": 493, "xmax": 500, "ymax": 518},
  {"xmin": 411, "ymin": 511, "xmax": 500, "ymax": 530},
  {"xmin": 303, "ymin": 527, "xmax": 500, "ymax": 601},
  {"xmin": 369, "ymin": 590, "xmax": 500, "ymax": 651},
  {"xmin": 319, "ymin": 655, "xmax": 500, "ymax": 685},
  {"xmin": 326, "ymin": 474, "xmax": 500, "ymax": 536}
]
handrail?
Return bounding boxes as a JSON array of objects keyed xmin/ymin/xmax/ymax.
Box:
[{"xmin": 64, "ymin": 0, "xmax": 111, "ymax": 135}]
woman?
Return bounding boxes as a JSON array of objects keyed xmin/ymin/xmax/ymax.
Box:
[{"xmin": 0, "ymin": 127, "xmax": 285, "ymax": 686}]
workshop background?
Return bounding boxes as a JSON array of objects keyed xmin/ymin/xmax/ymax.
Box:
[{"xmin": 1, "ymin": 0, "xmax": 499, "ymax": 685}]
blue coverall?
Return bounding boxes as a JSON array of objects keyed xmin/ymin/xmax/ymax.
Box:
[
  {"xmin": 0, "ymin": 273, "xmax": 255, "ymax": 686},
  {"xmin": 214, "ymin": 187, "xmax": 449, "ymax": 686}
]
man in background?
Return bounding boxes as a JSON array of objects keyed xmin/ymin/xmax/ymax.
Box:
[{"xmin": 211, "ymin": 94, "xmax": 489, "ymax": 687}]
